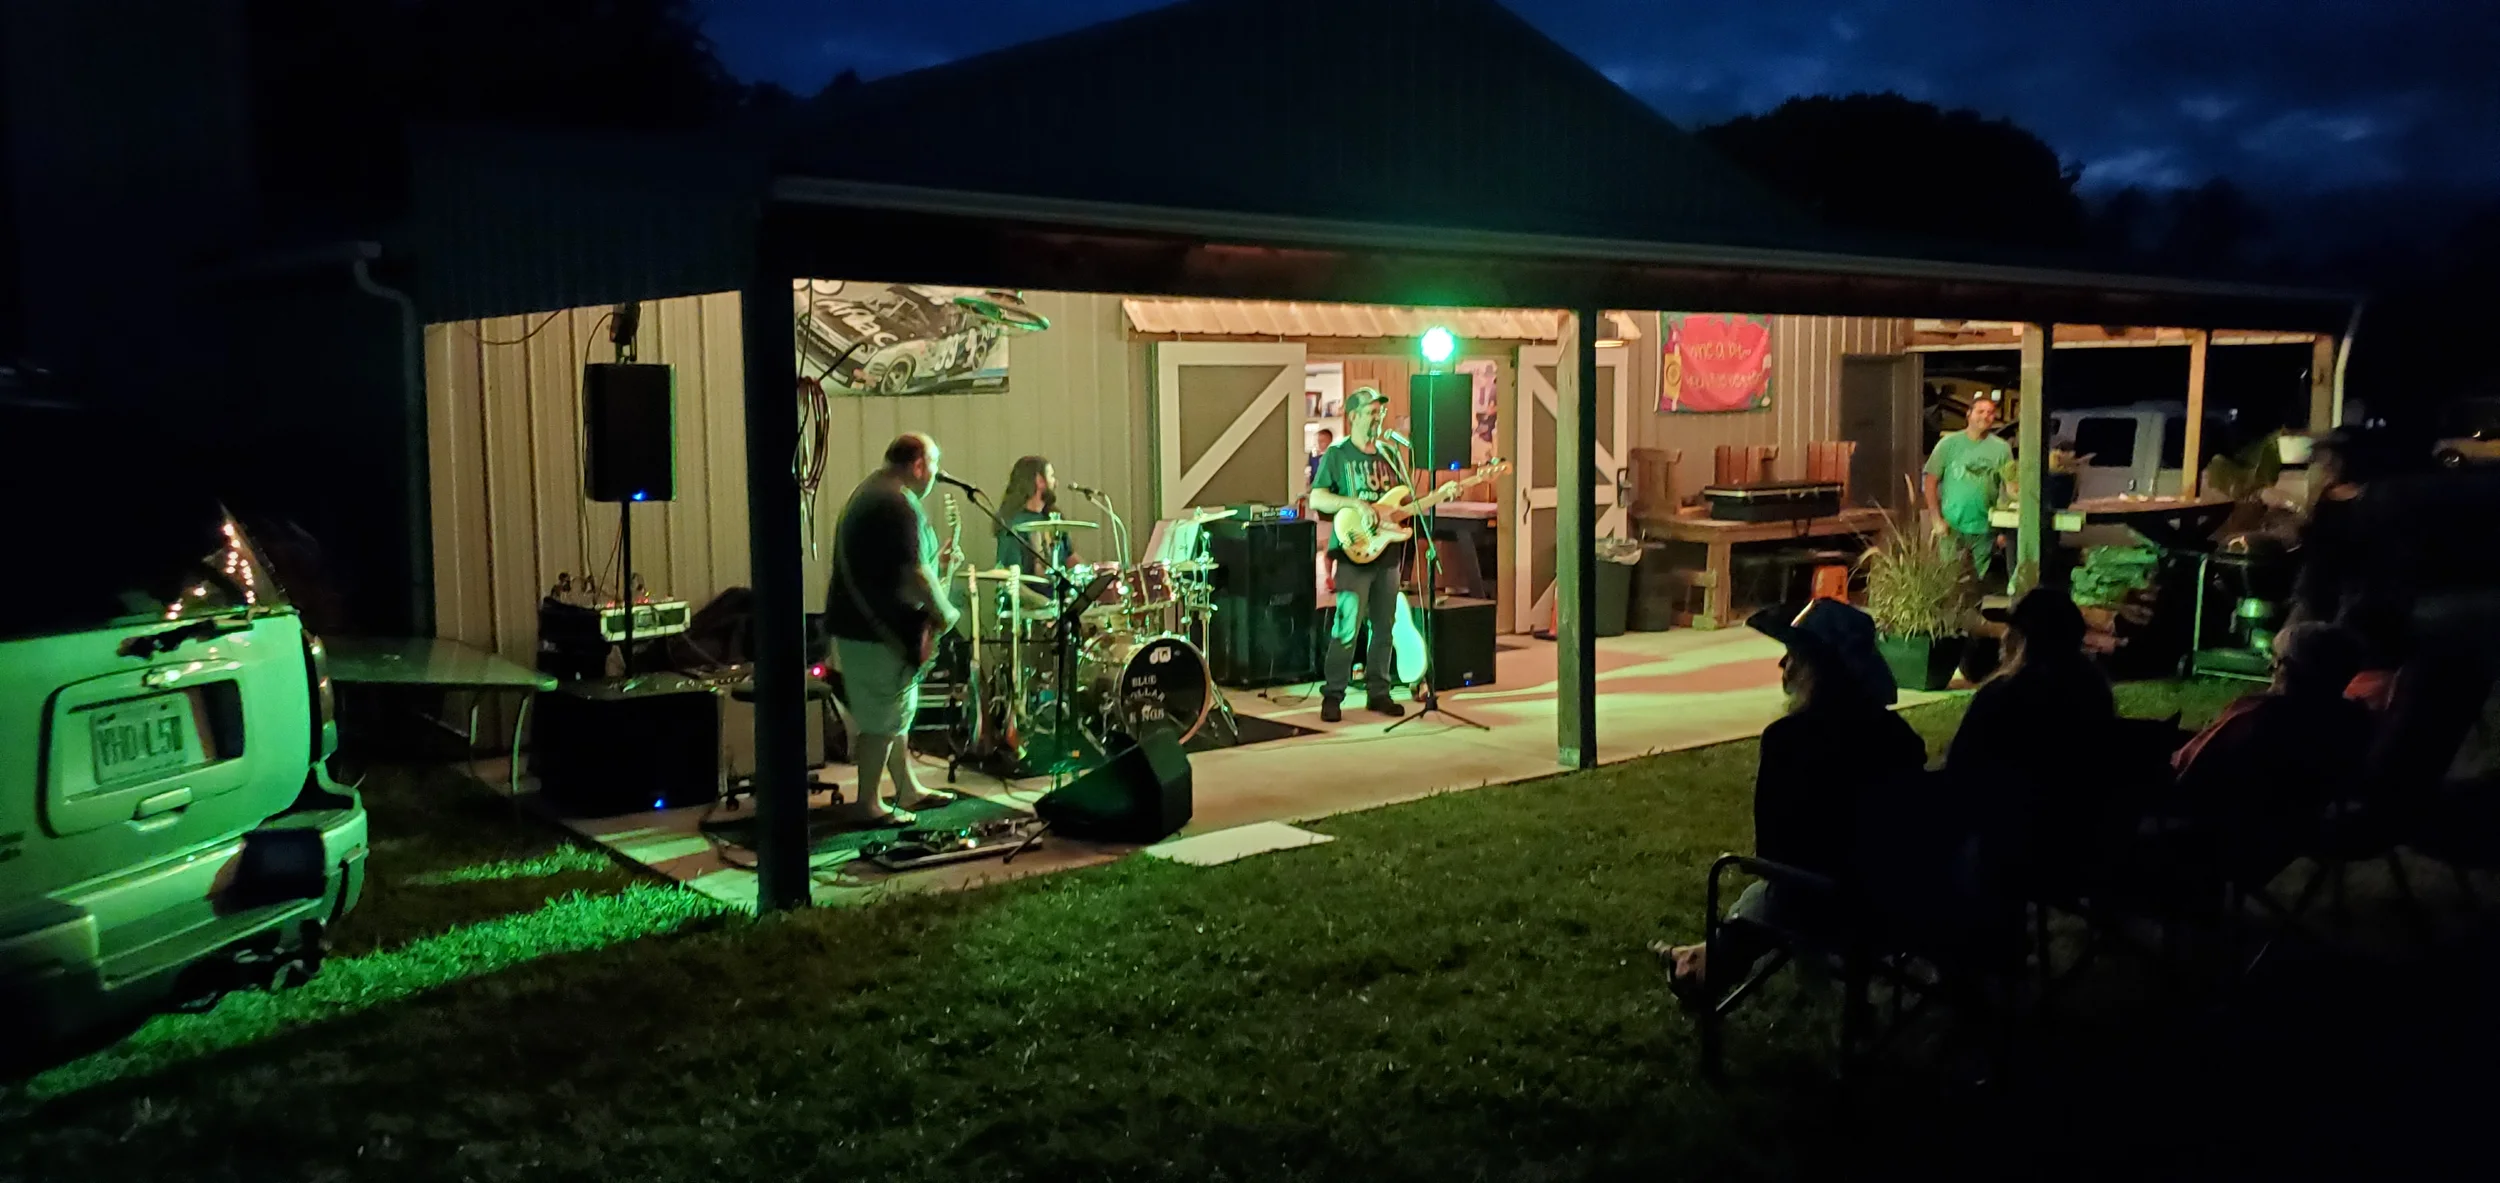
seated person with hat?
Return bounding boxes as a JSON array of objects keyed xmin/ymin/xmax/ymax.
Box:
[{"xmin": 1657, "ymin": 598, "xmax": 1926, "ymax": 1001}]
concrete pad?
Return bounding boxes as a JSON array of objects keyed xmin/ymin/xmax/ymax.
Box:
[{"xmin": 1146, "ymin": 822, "xmax": 1336, "ymax": 867}]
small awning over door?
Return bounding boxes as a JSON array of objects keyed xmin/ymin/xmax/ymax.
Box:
[{"xmin": 1124, "ymin": 299, "xmax": 1641, "ymax": 343}]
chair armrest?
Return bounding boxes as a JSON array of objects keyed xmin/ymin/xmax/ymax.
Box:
[{"xmin": 1705, "ymin": 853, "xmax": 1839, "ymax": 926}]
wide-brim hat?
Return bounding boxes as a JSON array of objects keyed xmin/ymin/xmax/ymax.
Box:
[{"xmin": 1747, "ymin": 599, "xmax": 1898, "ymax": 706}]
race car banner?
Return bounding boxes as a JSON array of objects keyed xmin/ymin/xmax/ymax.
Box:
[
  {"xmin": 794, "ymin": 280, "xmax": 1049, "ymax": 397},
  {"xmin": 1660, "ymin": 312, "xmax": 1773, "ymax": 413}
]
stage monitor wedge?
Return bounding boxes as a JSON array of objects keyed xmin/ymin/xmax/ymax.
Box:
[
  {"xmin": 1034, "ymin": 721, "xmax": 1193, "ymax": 843},
  {"xmin": 585, "ymin": 363, "xmax": 677, "ymax": 503}
]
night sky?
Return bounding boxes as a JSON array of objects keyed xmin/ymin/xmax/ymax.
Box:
[{"xmin": 703, "ymin": 0, "xmax": 2500, "ymax": 200}]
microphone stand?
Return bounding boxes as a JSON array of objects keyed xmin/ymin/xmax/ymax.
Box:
[
  {"xmin": 1385, "ymin": 428, "xmax": 1486, "ymax": 733},
  {"xmin": 954, "ymin": 489, "xmax": 1083, "ymax": 791}
]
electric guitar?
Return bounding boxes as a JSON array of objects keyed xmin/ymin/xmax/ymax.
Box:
[
  {"xmin": 911, "ymin": 493, "xmax": 964, "ymax": 671},
  {"xmin": 1333, "ymin": 460, "xmax": 1511, "ymax": 565}
]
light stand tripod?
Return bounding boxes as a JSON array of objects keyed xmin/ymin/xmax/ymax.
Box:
[{"xmin": 1386, "ymin": 390, "xmax": 1487, "ymax": 733}]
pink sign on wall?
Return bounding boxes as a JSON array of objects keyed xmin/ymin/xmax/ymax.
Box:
[{"xmin": 1661, "ymin": 313, "xmax": 1773, "ymax": 413}]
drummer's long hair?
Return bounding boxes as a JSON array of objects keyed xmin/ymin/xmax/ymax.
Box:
[{"xmin": 1008, "ymin": 454, "xmax": 1056, "ymax": 513}]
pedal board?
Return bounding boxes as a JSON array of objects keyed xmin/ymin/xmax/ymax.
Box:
[{"xmin": 860, "ymin": 817, "xmax": 1047, "ymax": 871}]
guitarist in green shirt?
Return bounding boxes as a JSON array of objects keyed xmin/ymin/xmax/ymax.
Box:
[{"xmin": 1308, "ymin": 387, "xmax": 1410, "ymax": 723}]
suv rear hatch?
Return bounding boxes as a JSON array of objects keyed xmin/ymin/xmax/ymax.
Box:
[{"xmin": 0, "ymin": 400, "xmax": 317, "ymax": 946}]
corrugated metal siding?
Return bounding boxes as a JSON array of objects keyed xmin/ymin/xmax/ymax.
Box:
[
  {"xmin": 426, "ymin": 289, "xmax": 1147, "ymax": 666},
  {"xmin": 1627, "ymin": 314, "xmax": 1912, "ymax": 506}
]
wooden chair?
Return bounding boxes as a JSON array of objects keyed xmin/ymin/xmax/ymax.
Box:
[
  {"xmin": 1713, "ymin": 444, "xmax": 1778, "ymax": 486},
  {"xmin": 1627, "ymin": 447, "xmax": 1681, "ymax": 523},
  {"xmin": 1804, "ymin": 440, "xmax": 1857, "ymax": 504}
]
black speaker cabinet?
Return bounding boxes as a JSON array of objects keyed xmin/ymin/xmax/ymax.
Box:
[
  {"xmin": 532, "ymin": 673, "xmax": 720, "ymax": 816},
  {"xmin": 1347, "ymin": 595, "xmax": 1499, "ymax": 691},
  {"xmin": 1407, "ymin": 371, "xmax": 1473, "ymax": 471},
  {"xmin": 1427, "ymin": 596, "xmax": 1498, "ymax": 691},
  {"xmin": 584, "ymin": 363, "xmax": 676, "ymax": 502},
  {"xmin": 1033, "ymin": 722, "xmax": 1193, "ymax": 843},
  {"xmin": 1205, "ymin": 516, "xmax": 1318, "ymax": 687}
]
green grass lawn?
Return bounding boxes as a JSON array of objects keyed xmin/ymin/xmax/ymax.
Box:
[{"xmin": 3, "ymin": 681, "xmax": 2275, "ymax": 1181}]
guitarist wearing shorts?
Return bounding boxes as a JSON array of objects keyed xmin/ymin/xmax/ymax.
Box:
[
  {"xmin": 1308, "ymin": 386, "xmax": 1409, "ymax": 723},
  {"xmin": 824, "ymin": 432, "xmax": 962, "ymax": 825}
]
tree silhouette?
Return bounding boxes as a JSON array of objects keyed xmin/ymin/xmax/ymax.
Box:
[{"xmin": 1698, "ymin": 93, "xmax": 2088, "ymax": 254}]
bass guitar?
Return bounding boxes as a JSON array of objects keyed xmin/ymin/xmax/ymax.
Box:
[
  {"xmin": 1334, "ymin": 460, "xmax": 1511, "ymax": 565},
  {"xmin": 913, "ymin": 493, "xmax": 965, "ymax": 671}
]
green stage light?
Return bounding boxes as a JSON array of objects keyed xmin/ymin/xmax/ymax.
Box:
[{"xmin": 1420, "ymin": 326, "xmax": 1456, "ymax": 365}]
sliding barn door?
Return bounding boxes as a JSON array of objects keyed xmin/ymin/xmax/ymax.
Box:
[
  {"xmin": 1153, "ymin": 343, "xmax": 1308, "ymax": 519},
  {"xmin": 1514, "ymin": 344, "xmax": 1629, "ymax": 630}
]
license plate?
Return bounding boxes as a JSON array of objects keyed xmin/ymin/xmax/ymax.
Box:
[{"xmin": 90, "ymin": 695, "xmax": 197, "ymax": 787}]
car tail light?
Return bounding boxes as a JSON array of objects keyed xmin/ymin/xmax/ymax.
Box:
[{"xmin": 303, "ymin": 631, "xmax": 337, "ymax": 761}]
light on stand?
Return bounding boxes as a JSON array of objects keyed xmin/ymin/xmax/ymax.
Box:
[{"xmin": 1419, "ymin": 326, "xmax": 1457, "ymax": 368}]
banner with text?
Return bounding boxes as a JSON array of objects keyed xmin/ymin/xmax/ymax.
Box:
[{"xmin": 1661, "ymin": 313, "xmax": 1773, "ymax": 413}]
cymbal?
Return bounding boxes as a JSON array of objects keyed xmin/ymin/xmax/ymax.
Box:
[
  {"xmin": 1183, "ymin": 506, "xmax": 1239, "ymax": 525},
  {"xmin": 1165, "ymin": 558, "xmax": 1219, "ymax": 573},
  {"xmin": 1011, "ymin": 517, "xmax": 1098, "ymax": 533},
  {"xmin": 962, "ymin": 566, "xmax": 1054, "ymax": 588}
]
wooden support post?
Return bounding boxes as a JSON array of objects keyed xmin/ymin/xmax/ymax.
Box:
[
  {"xmin": 742, "ymin": 242, "xmax": 810, "ymax": 912},
  {"xmin": 1555, "ymin": 308, "xmax": 1599, "ymax": 770},
  {"xmin": 2183, "ymin": 329, "xmax": 2210, "ymax": 497},
  {"xmin": 2014, "ymin": 323, "xmax": 2051, "ymax": 595},
  {"xmin": 2310, "ymin": 334, "xmax": 2338, "ymax": 434}
]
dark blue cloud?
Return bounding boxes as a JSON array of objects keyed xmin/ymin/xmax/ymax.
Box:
[{"xmin": 699, "ymin": 0, "xmax": 2500, "ymax": 196}]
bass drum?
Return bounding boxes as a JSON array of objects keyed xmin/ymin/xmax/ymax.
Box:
[{"xmin": 1077, "ymin": 633, "xmax": 1212, "ymax": 743}]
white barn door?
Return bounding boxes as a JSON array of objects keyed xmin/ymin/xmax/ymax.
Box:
[
  {"xmin": 1153, "ymin": 343, "xmax": 1308, "ymax": 520},
  {"xmin": 1514, "ymin": 343, "xmax": 1629, "ymax": 630}
]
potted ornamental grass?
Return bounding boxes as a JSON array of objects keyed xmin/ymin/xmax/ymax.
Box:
[{"xmin": 1858, "ymin": 495, "xmax": 1978, "ymax": 692}]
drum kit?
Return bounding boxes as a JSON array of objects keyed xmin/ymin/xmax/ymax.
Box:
[{"xmin": 937, "ymin": 506, "xmax": 1239, "ymax": 778}]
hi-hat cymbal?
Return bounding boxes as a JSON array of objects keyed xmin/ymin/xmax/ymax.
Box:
[{"xmin": 1011, "ymin": 517, "xmax": 1099, "ymax": 533}]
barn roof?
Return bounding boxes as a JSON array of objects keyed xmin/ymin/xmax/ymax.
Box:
[{"xmin": 779, "ymin": 0, "xmax": 1825, "ymax": 251}]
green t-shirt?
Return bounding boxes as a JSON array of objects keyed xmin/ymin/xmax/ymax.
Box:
[{"xmin": 1923, "ymin": 431, "xmax": 2012, "ymax": 537}]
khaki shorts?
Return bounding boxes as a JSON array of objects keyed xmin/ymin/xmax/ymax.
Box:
[{"xmin": 834, "ymin": 637, "xmax": 919, "ymax": 736}]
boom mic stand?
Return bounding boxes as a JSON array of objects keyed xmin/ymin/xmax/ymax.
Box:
[{"xmin": 1385, "ymin": 420, "xmax": 1486, "ymax": 733}]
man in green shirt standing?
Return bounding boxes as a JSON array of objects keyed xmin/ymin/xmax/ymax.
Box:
[{"xmin": 1923, "ymin": 395, "xmax": 2013, "ymax": 580}]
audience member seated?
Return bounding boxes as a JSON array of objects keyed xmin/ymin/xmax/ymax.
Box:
[
  {"xmin": 2170, "ymin": 624, "xmax": 2373, "ymax": 880},
  {"xmin": 1944, "ymin": 589, "xmax": 2120, "ymax": 893},
  {"xmin": 1656, "ymin": 599, "xmax": 1925, "ymax": 1002}
]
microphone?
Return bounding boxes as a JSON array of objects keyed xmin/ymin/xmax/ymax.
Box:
[
  {"xmin": 1384, "ymin": 429, "xmax": 1412, "ymax": 447},
  {"xmin": 935, "ymin": 473, "xmax": 984, "ymax": 499},
  {"xmin": 1068, "ymin": 483, "xmax": 1106, "ymax": 499}
]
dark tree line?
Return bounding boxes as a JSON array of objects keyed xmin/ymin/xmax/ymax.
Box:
[{"xmin": 1696, "ymin": 93, "xmax": 2278, "ymax": 279}]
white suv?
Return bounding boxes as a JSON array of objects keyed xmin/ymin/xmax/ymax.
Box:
[{"xmin": 1, "ymin": 385, "xmax": 368, "ymax": 1075}]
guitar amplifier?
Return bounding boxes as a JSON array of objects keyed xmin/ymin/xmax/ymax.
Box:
[
  {"xmin": 1350, "ymin": 595, "xmax": 1498, "ymax": 691},
  {"xmin": 531, "ymin": 673, "xmax": 722, "ymax": 817},
  {"xmin": 1205, "ymin": 516, "xmax": 1319, "ymax": 687}
]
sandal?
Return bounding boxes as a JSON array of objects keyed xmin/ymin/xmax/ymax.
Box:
[{"xmin": 1652, "ymin": 941, "xmax": 1710, "ymax": 1012}]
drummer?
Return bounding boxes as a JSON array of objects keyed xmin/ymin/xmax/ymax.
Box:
[{"xmin": 996, "ymin": 454, "xmax": 1077, "ymax": 576}]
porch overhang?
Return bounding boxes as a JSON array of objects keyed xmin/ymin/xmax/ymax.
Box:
[{"xmin": 768, "ymin": 177, "xmax": 2359, "ymax": 334}]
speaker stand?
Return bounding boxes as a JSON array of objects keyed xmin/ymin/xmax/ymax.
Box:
[{"xmin": 1385, "ymin": 462, "xmax": 1486, "ymax": 734}]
